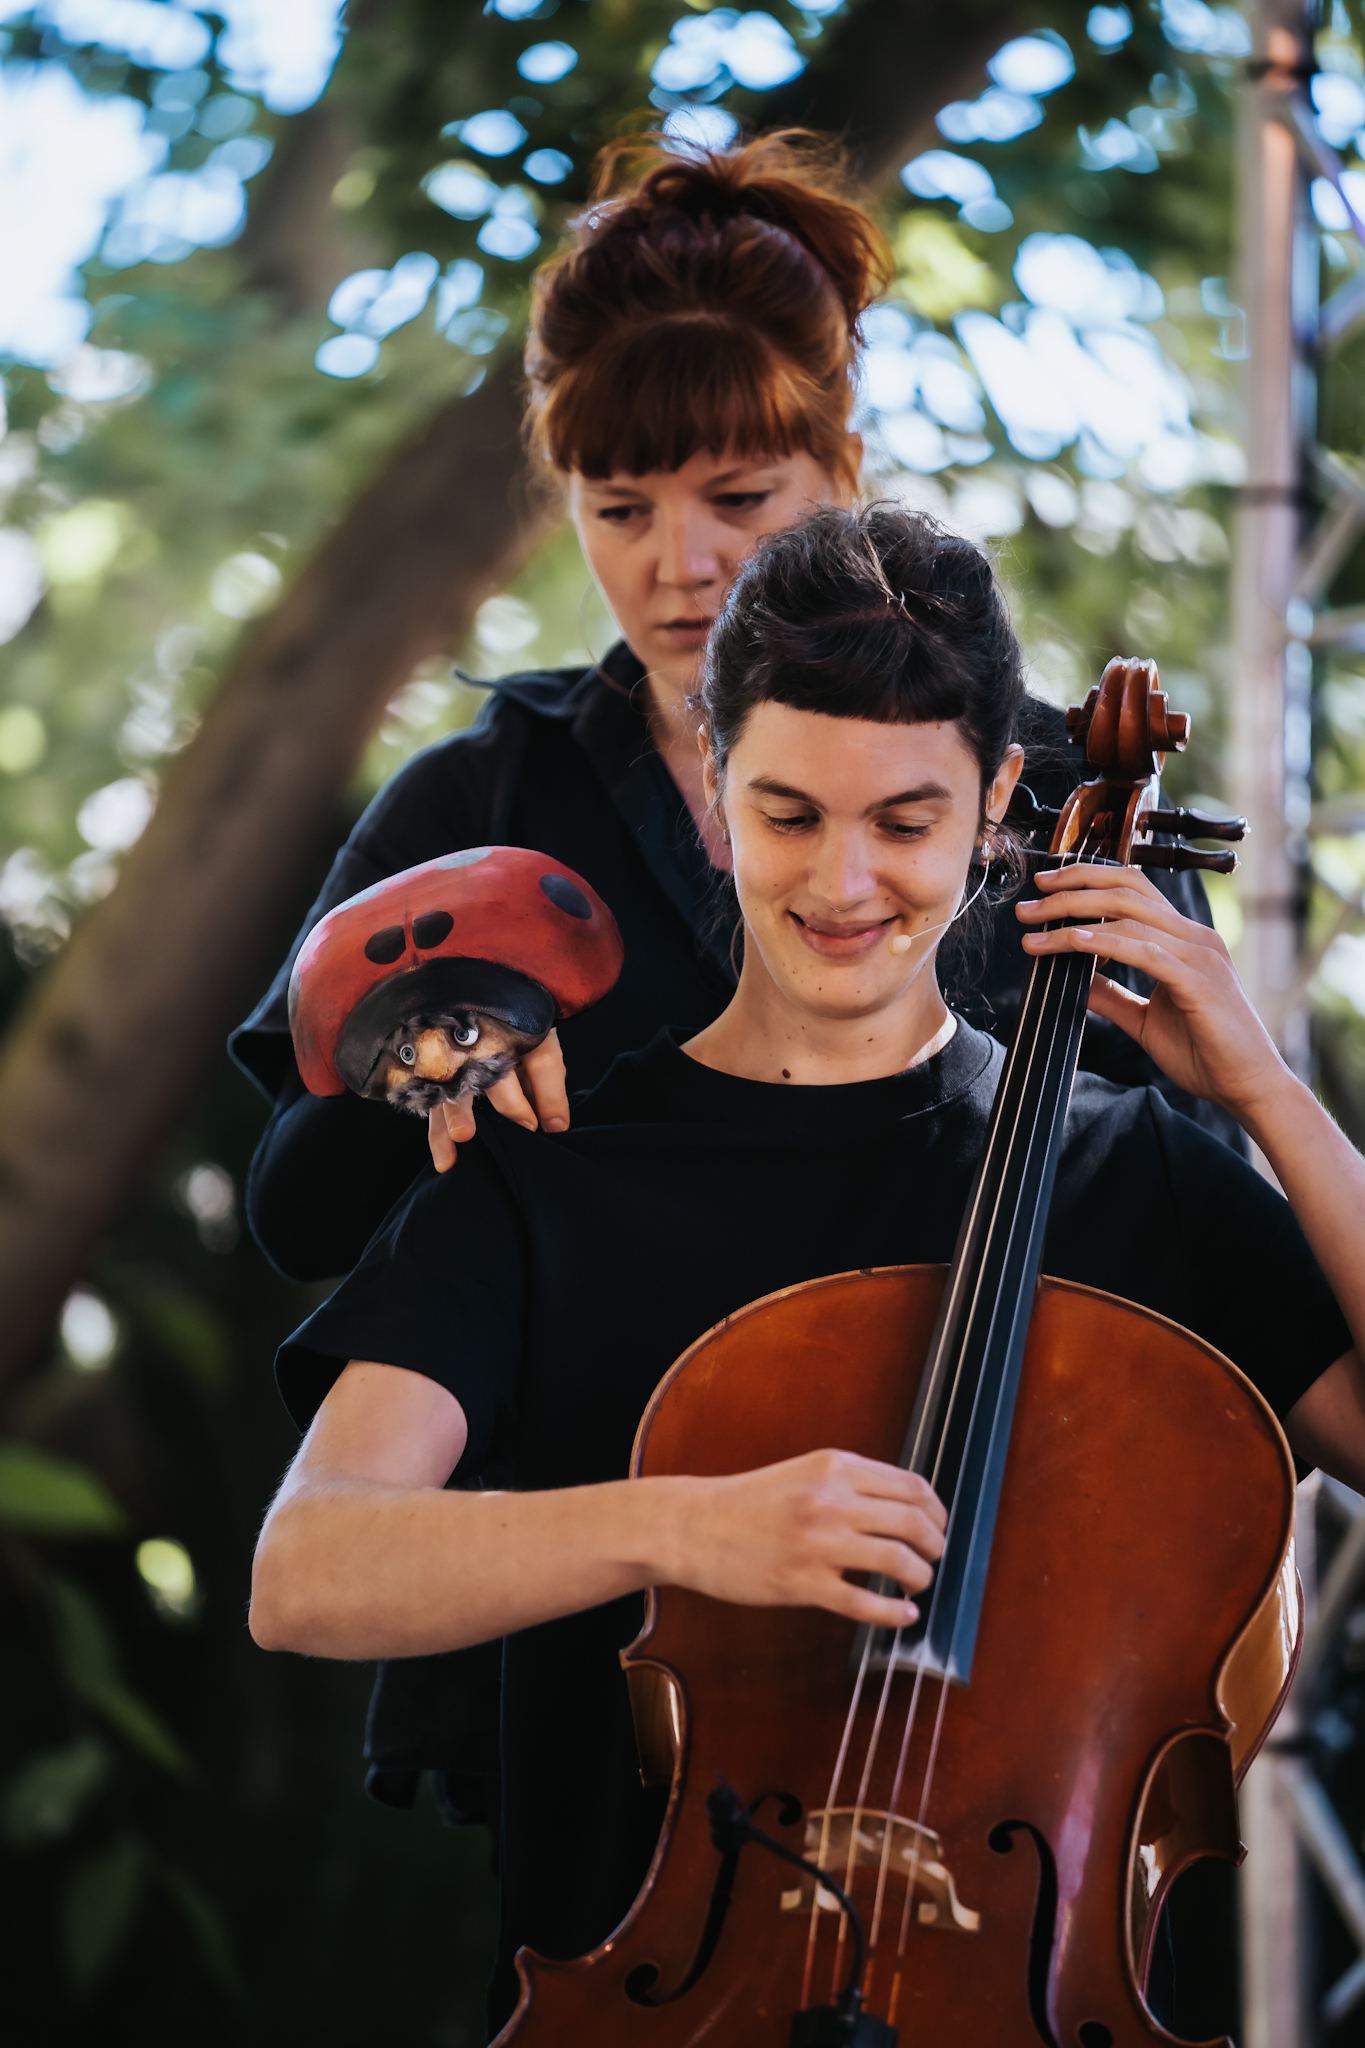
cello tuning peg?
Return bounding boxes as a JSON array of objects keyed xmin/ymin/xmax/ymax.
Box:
[
  {"xmin": 1131, "ymin": 844, "xmax": 1239, "ymax": 875},
  {"xmin": 1142, "ymin": 806, "xmax": 1247, "ymax": 843},
  {"xmin": 1004, "ymin": 784, "xmax": 1062, "ymax": 834},
  {"xmin": 1064, "ymin": 688, "xmax": 1099, "ymax": 746}
]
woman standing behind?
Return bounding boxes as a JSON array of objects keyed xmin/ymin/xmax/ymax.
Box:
[{"xmin": 230, "ymin": 133, "xmax": 1223, "ymax": 1823}]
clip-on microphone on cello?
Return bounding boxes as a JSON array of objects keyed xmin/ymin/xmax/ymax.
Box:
[{"xmin": 707, "ymin": 1782, "xmax": 897, "ymax": 2047}]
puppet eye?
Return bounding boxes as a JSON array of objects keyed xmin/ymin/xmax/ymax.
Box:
[
  {"xmin": 398, "ymin": 1043, "xmax": 417, "ymax": 1066},
  {"xmin": 453, "ymin": 1020, "xmax": 480, "ymax": 1048}
]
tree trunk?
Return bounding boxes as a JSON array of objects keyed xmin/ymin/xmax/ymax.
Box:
[{"xmin": 0, "ymin": 361, "xmax": 546, "ymax": 1375}]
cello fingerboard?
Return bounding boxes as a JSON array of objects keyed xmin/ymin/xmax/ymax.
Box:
[{"xmin": 864, "ymin": 933, "xmax": 1095, "ymax": 1683}]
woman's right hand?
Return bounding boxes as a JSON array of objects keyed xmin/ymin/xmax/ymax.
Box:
[
  {"xmin": 662, "ymin": 1450, "xmax": 946, "ymax": 1629},
  {"xmin": 427, "ymin": 1028, "xmax": 571, "ymax": 1171}
]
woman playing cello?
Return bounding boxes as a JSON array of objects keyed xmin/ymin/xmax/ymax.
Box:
[{"xmin": 251, "ymin": 501, "xmax": 1365, "ymax": 2040}]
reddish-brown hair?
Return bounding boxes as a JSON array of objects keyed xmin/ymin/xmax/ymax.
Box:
[{"xmin": 524, "ymin": 131, "xmax": 892, "ymax": 488}]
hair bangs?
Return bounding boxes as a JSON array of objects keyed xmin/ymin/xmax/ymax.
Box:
[{"xmin": 536, "ymin": 316, "xmax": 854, "ymax": 483}]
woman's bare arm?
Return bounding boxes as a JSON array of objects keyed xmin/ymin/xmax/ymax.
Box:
[
  {"xmin": 249, "ymin": 1360, "xmax": 946, "ymax": 1660},
  {"xmin": 1020, "ymin": 864, "xmax": 1365, "ymax": 1491}
]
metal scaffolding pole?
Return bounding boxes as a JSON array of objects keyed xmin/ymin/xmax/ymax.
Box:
[
  {"xmin": 1234, "ymin": 0, "xmax": 1319, "ymax": 2037},
  {"xmin": 1231, "ymin": 0, "xmax": 1319, "ymax": 1075}
]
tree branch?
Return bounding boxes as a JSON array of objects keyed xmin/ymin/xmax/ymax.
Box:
[{"xmin": 760, "ymin": 0, "xmax": 1024, "ymax": 184}]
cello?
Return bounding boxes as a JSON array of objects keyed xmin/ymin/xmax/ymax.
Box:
[{"xmin": 494, "ymin": 659, "xmax": 1300, "ymax": 2048}]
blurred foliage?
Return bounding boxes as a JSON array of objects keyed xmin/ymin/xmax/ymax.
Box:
[{"xmin": 3, "ymin": 0, "xmax": 1365, "ymax": 2036}]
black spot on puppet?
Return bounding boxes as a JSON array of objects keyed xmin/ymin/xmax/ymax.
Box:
[{"xmin": 540, "ymin": 873, "xmax": 593, "ymax": 920}]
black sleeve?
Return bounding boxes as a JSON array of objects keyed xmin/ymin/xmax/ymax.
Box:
[
  {"xmin": 244, "ymin": 1071, "xmax": 433, "ymax": 1283},
  {"xmin": 274, "ymin": 1127, "xmax": 528, "ymax": 1473},
  {"xmin": 1150, "ymin": 1092, "xmax": 1353, "ymax": 1420}
]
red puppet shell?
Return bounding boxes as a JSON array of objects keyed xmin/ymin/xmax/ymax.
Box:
[{"xmin": 288, "ymin": 847, "xmax": 623, "ymax": 1097}]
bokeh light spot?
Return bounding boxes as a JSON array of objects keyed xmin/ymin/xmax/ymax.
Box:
[
  {"xmin": 1086, "ymin": 4, "xmax": 1133, "ymax": 45},
  {"xmin": 457, "ymin": 110, "xmax": 529, "ymax": 158},
  {"xmin": 423, "ymin": 162, "xmax": 495, "ymax": 220},
  {"xmin": 0, "ymin": 531, "xmax": 45, "ymax": 644},
  {"xmin": 209, "ymin": 550, "xmax": 282, "ymax": 618},
  {"xmin": 0, "ymin": 706, "xmax": 46, "ymax": 775},
  {"xmin": 135, "ymin": 1537, "xmax": 199, "ymax": 1619},
  {"xmin": 523, "ymin": 148, "xmax": 573, "ymax": 184},
  {"xmin": 517, "ymin": 41, "xmax": 577, "ymax": 82},
  {"xmin": 60, "ymin": 1287, "xmax": 118, "ymax": 1371},
  {"xmin": 77, "ymin": 775, "xmax": 155, "ymax": 852}
]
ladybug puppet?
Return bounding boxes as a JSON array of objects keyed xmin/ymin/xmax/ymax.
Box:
[{"xmin": 289, "ymin": 847, "xmax": 623, "ymax": 1117}]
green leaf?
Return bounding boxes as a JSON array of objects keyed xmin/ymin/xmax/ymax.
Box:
[
  {"xmin": 44, "ymin": 1573, "xmax": 119, "ymax": 1696},
  {"xmin": 63, "ymin": 1837, "xmax": 145, "ymax": 1991},
  {"xmin": 0, "ymin": 1442, "xmax": 126, "ymax": 1536},
  {"xmin": 1, "ymin": 1737, "xmax": 110, "ymax": 1846},
  {"xmin": 42, "ymin": 1575, "xmax": 193, "ymax": 1779},
  {"xmin": 158, "ymin": 1865, "xmax": 251, "ymax": 2007},
  {"xmin": 94, "ymin": 1683, "xmax": 193, "ymax": 1780},
  {"xmin": 136, "ymin": 1287, "xmax": 231, "ymax": 1393}
]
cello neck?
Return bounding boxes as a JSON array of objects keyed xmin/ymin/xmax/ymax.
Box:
[
  {"xmin": 897, "ymin": 917, "xmax": 1096, "ymax": 1683},
  {"xmin": 862, "ymin": 657, "xmax": 1197, "ymax": 1684}
]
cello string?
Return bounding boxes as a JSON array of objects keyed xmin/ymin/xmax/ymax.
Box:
[
  {"xmin": 887, "ymin": 1666, "xmax": 954, "ymax": 2030},
  {"xmin": 832, "ymin": 842, "xmax": 1080, "ymax": 2001},
  {"xmin": 857, "ymin": 948, "xmax": 1060, "ymax": 1976},
  {"xmin": 802, "ymin": 1620, "xmax": 881, "ymax": 2008},
  {"xmin": 884, "ymin": 827, "xmax": 1101, "ymax": 2023},
  {"xmin": 815, "ymin": 811, "xmax": 1102, "ymax": 2012},
  {"xmin": 839, "ymin": 930, "xmax": 1073, "ymax": 2003},
  {"xmin": 812, "ymin": 850, "xmax": 1065, "ymax": 2000},
  {"xmin": 856, "ymin": 824, "xmax": 1098, "ymax": 2008}
]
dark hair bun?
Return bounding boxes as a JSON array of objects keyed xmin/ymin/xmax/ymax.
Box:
[{"xmin": 703, "ymin": 502, "xmax": 1025, "ymax": 784}]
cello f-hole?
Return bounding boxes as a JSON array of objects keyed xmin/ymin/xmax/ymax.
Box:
[
  {"xmin": 625, "ymin": 1790, "xmax": 804, "ymax": 2008},
  {"xmin": 987, "ymin": 1821, "xmax": 1060, "ymax": 2048}
]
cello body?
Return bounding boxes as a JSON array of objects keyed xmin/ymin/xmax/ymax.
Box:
[{"xmin": 495, "ymin": 1265, "xmax": 1297, "ymax": 2047}]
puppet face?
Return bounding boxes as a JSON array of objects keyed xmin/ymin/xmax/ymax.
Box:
[{"xmin": 364, "ymin": 1008, "xmax": 548, "ymax": 1116}]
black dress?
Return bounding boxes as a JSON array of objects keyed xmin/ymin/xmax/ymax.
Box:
[
  {"xmin": 230, "ymin": 641, "xmax": 1241, "ymax": 1823},
  {"xmin": 274, "ymin": 1025, "xmax": 1348, "ymax": 2038}
]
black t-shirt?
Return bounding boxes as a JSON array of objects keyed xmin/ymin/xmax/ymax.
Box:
[{"xmin": 275, "ymin": 1023, "xmax": 1349, "ymax": 2033}]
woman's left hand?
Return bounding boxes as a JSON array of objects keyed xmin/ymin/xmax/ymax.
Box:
[{"xmin": 1016, "ymin": 865, "xmax": 1287, "ymax": 1121}]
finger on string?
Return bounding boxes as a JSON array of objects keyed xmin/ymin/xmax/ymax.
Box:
[
  {"xmin": 1045, "ymin": 926, "xmax": 1214, "ymax": 992},
  {"xmin": 846, "ymin": 1497, "xmax": 947, "ymax": 1557},
  {"xmin": 1018, "ymin": 883, "xmax": 1188, "ymax": 934},
  {"xmin": 486, "ymin": 1069, "xmax": 540, "ymax": 1132},
  {"xmin": 838, "ymin": 1537, "xmax": 936, "ymax": 1594},
  {"xmin": 846, "ymin": 1458, "xmax": 948, "ymax": 1524},
  {"xmin": 833, "ymin": 1580, "xmax": 920, "ymax": 1627},
  {"xmin": 1021, "ymin": 922, "xmax": 1206, "ymax": 977}
]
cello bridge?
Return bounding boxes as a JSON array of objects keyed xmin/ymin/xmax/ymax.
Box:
[{"xmin": 777, "ymin": 1809, "xmax": 980, "ymax": 1933}]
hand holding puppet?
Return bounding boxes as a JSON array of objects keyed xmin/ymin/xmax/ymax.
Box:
[{"xmin": 288, "ymin": 847, "xmax": 623, "ymax": 1116}]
